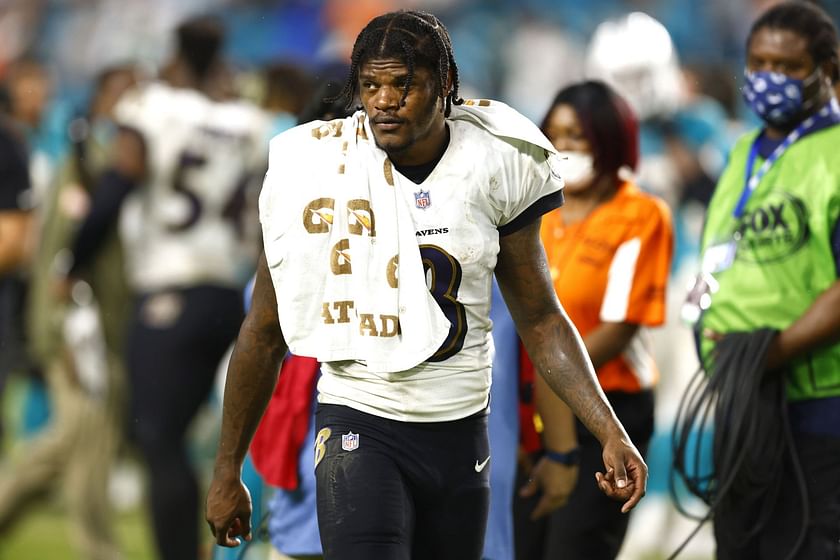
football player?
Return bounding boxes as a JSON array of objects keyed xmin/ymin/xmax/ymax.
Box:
[{"xmin": 208, "ymin": 10, "xmax": 647, "ymax": 560}]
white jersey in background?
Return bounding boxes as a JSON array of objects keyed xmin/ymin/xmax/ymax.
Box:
[{"xmin": 115, "ymin": 81, "xmax": 270, "ymax": 292}]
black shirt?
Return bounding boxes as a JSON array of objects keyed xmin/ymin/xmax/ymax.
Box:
[
  {"xmin": 0, "ymin": 120, "xmax": 30, "ymax": 211},
  {"xmin": 0, "ymin": 120, "xmax": 31, "ymax": 372}
]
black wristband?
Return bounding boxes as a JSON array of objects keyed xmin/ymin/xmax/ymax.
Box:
[{"xmin": 544, "ymin": 448, "xmax": 580, "ymax": 466}]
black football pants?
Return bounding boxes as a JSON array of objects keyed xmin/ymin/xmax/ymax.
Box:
[{"xmin": 314, "ymin": 403, "xmax": 491, "ymax": 560}]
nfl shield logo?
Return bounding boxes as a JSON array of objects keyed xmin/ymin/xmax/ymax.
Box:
[
  {"xmin": 341, "ymin": 431, "xmax": 360, "ymax": 452},
  {"xmin": 414, "ymin": 190, "xmax": 431, "ymax": 209}
]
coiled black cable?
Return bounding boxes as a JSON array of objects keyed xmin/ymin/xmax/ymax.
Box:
[{"xmin": 667, "ymin": 329, "xmax": 809, "ymax": 560}]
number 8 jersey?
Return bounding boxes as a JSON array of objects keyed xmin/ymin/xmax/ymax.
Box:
[
  {"xmin": 114, "ymin": 81, "xmax": 271, "ymax": 292},
  {"xmin": 261, "ymin": 101, "xmax": 564, "ymax": 422}
]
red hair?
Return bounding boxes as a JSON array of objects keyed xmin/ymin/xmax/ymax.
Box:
[{"xmin": 541, "ymin": 80, "xmax": 639, "ymax": 175}]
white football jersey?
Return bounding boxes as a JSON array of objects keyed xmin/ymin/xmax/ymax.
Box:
[
  {"xmin": 262, "ymin": 102, "xmax": 563, "ymax": 422},
  {"xmin": 115, "ymin": 82, "xmax": 270, "ymax": 291}
]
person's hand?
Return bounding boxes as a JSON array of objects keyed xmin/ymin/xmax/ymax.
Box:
[
  {"xmin": 206, "ymin": 472, "xmax": 253, "ymax": 547},
  {"xmin": 595, "ymin": 436, "xmax": 647, "ymax": 513},
  {"xmin": 519, "ymin": 456, "xmax": 579, "ymax": 520}
]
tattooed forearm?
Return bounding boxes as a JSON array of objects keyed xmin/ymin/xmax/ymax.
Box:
[
  {"xmin": 495, "ymin": 218, "xmax": 626, "ymax": 445},
  {"xmin": 524, "ymin": 313, "xmax": 624, "ymax": 444}
]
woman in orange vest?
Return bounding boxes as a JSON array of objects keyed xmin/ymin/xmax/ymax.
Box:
[{"xmin": 516, "ymin": 80, "xmax": 674, "ymax": 560}]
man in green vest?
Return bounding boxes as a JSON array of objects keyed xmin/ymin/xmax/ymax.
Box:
[{"xmin": 695, "ymin": 2, "xmax": 840, "ymax": 558}]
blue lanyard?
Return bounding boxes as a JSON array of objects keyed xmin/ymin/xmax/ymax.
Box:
[{"xmin": 734, "ymin": 100, "xmax": 840, "ymax": 219}]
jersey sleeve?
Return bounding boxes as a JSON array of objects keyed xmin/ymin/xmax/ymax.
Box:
[
  {"xmin": 599, "ymin": 197, "xmax": 673, "ymax": 326},
  {"xmin": 113, "ymin": 86, "xmax": 149, "ymax": 132},
  {"xmin": 494, "ymin": 142, "xmax": 564, "ymax": 236},
  {"xmin": 112, "ymin": 83, "xmax": 169, "ymax": 140}
]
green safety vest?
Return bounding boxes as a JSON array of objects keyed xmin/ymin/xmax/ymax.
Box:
[{"xmin": 700, "ymin": 123, "xmax": 840, "ymax": 401}]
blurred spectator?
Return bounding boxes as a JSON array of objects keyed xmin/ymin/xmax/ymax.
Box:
[
  {"xmin": 2, "ymin": 57, "xmax": 72, "ymax": 202},
  {"xmin": 585, "ymin": 12, "xmax": 692, "ymax": 209},
  {"xmin": 261, "ymin": 61, "xmax": 315, "ymax": 138},
  {"xmin": 0, "ymin": 60, "xmax": 71, "ymax": 436},
  {"xmin": 4, "ymin": 59, "xmax": 51, "ymax": 133},
  {"xmin": 263, "ymin": 61, "xmax": 316, "ymax": 117},
  {"xmin": 65, "ymin": 15, "xmax": 270, "ymax": 560},
  {"xmin": 681, "ymin": 62, "xmax": 741, "ymax": 123},
  {"xmin": 586, "ymin": 12, "xmax": 682, "ymax": 124},
  {"xmin": 584, "ymin": 10, "xmax": 735, "ymax": 208},
  {"xmin": 583, "ymin": 10, "xmax": 731, "ymax": 368},
  {"xmin": 0, "ymin": 114, "xmax": 34, "ymax": 443},
  {"xmin": 30, "ymin": 65, "xmax": 138, "ymax": 363},
  {"xmin": 296, "ymin": 79, "xmax": 349, "ymax": 125},
  {"xmin": 0, "ymin": 64, "xmax": 137, "ymax": 560},
  {"xmin": 582, "ymin": 13, "xmax": 731, "ymax": 558},
  {"xmin": 515, "ymin": 80, "xmax": 673, "ymax": 560},
  {"xmin": 688, "ymin": 3, "xmax": 840, "ymax": 558},
  {"xmin": 0, "ymin": 117, "xmax": 32, "ymax": 276}
]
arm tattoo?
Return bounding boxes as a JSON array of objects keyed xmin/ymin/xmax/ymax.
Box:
[{"xmin": 495, "ymin": 219, "xmax": 625, "ymax": 444}]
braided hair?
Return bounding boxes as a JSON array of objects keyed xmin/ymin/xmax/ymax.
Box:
[{"xmin": 331, "ymin": 10, "xmax": 464, "ymax": 116}]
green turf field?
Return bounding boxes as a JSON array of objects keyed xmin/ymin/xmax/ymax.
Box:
[
  {"xmin": 0, "ymin": 500, "xmax": 278, "ymax": 560},
  {"xmin": 0, "ymin": 378, "xmax": 255, "ymax": 560},
  {"xmin": 0, "ymin": 502, "xmax": 153, "ymax": 560},
  {"xmin": 0, "ymin": 377, "xmax": 153, "ymax": 560}
]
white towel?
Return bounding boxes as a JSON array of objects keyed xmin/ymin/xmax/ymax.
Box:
[
  {"xmin": 450, "ymin": 99, "xmax": 559, "ymax": 156},
  {"xmin": 449, "ymin": 99, "xmax": 566, "ymax": 187},
  {"xmin": 261, "ymin": 101, "xmax": 562, "ymax": 374},
  {"xmin": 260, "ymin": 114, "xmax": 450, "ymax": 373}
]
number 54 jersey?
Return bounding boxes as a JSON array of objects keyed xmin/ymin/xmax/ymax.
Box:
[
  {"xmin": 262, "ymin": 101, "xmax": 564, "ymax": 423},
  {"xmin": 114, "ymin": 81, "xmax": 271, "ymax": 292}
]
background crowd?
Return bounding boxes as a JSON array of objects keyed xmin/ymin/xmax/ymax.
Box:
[{"xmin": 0, "ymin": 0, "xmax": 838, "ymax": 559}]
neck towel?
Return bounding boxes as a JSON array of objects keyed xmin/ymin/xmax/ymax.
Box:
[
  {"xmin": 450, "ymin": 99, "xmax": 559, "ymax": 155},
  {"xmin": 259, "ymin": 101, "xmax": 561, "ymax": 373},
  {"xmin": 260, "ymin": 114, "xmax": 449, "ymax": 373}
]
